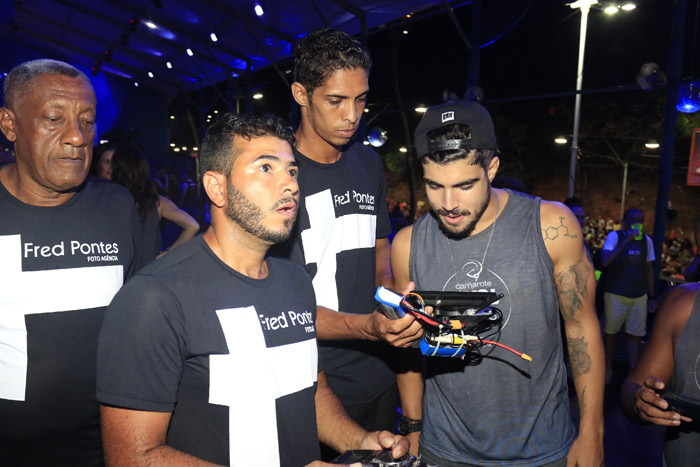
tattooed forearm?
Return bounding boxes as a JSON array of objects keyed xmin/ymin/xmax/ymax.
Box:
[
  {"xmin": 568, "ymin": 336, "xmax": 592, "ymax": 378},
  {"xmin": 542, "ymin": 217, "xmax": 578, "ymax": 242},
  {"xmin": 555, "ymin": 259, "xmax": 591, "ymax": 322}
]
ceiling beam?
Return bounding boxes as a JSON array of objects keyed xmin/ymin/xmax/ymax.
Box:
[
  {"xmin": 199, "ymin": 0, "xmax": 295, "ymax": 44},
  {"xmin": 15, "ymin": 5, "xmax": 201, "ymax": 82},
  {"xmin": 98, "ymin": 0, "xmax": 255, "ymax": 67},
  {"xmin": 326, "ymin": 0, "xmax": 365, "ymax": 18},
  {"xmin": 0, "ymin": 24, "xmax": 180, "ymax": 93},
  {"xmin": 47, "ymin": 0, "xmax": 242, "ymax": 75}
]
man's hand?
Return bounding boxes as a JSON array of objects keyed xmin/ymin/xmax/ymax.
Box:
[
  {"xmin": 634, "ymin": 377, "xmax": 692, "ymax": 426},
  {"xmin": 365, "ymin": 282, "xmax": 423, "ymax": 347},
  {"xmin": 405, "ymin": 431, "xmax": 420, "ymax": 457},
  {"xmin": 566, "ymin": 432, "xmax": 603, "ymax": 467},
  {"xmin": 359, "ymin": 430, "xmax": 410, "ymax": 459},
  {"xmin": 366, "ymin": 311, "xmax": 423, "ymax": 347}
]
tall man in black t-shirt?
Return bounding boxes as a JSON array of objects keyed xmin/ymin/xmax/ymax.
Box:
[
  {"xmin": 271, "ymin": 29, "xmax": 423, "ymax": 452},
  {"xmin": 0, "ymin": 59, "xmax": 144, "ymax": 465},
  {"xmin": 97, "ymin": 113, "xmax": 409, "ymax": 466}
]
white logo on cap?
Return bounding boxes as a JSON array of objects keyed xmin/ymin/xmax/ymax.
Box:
[{"xmin": 441, "ymin": 111, "xmax": 455, "ymax": 123}]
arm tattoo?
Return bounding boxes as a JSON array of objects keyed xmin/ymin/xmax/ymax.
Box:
[
  {"xmin": 568, "ymin": 336, "xmax": 592, "ymax": 378},
  {"xmin": 542, "ymin": 217, "xmax": 578, "ymax": 242},
  {"xmin": 554, "ymin": 259, "xmax": 591, "ymax": 322}
]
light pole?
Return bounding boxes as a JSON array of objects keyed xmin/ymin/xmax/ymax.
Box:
[
  {"xmin": 567, "ymin": 0, "xmax": 597, "ymax": 198},
  {"xmin": 566, "ymin": 1, "xmax": 635, "ymax": 197}
]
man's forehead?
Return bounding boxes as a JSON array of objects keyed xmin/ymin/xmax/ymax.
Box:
[
  {"xmin": 233, "ymin": 135, "xmax": 293, "ymax": 161},
  {"xmin": 30, "ymin": 74, "xmax": 95, "ymax": 104}
]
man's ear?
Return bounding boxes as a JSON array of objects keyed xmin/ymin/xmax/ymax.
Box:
[
  {"xmin": 487, "ymin": 155, "xmax": 500, "ymax": 182},
  {"xmin": 202, "ymin": 171, "xmax": 227, "ymax": 209},
  {"xmin": 291, "ymin": 82, "xmax": 310, "ymax": 108},
  {"xmin": 0, "ymin": 108, "xmax": 18, "ymax": 142}
]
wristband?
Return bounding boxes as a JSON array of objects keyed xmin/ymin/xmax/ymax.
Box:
[{"xmin": 398, "ymin": 415, "xmax": 422, "ymax": 435}]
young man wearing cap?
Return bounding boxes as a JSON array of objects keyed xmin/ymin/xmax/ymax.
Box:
[
  {"xmin": 272, "ymin": 28, "xmax": 422, "ymax": 451},
  {"xmin": 392, "ymin": 100, "xmax": 605, "ymax": 466}
]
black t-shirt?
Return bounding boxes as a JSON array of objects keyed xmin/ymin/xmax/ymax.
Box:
[
  {"xmin": 271, "ymin": 143, "xmax": 394, "ymax": 405},
  {"xmin": 0, "ymin": 176, "xmax": 144, "ymax": 466},
  {"xmin": 97, "ymin": 236, "xmax": 320, "ymax": 467}
]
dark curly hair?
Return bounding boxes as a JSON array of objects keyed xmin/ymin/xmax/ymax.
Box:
[
  {"xmin": 293, "ymin": 27, "xmax": 372, "ymax": 97},
  {"xmin": 199, "ymin": 112, "xmax": 296, "ymax": 179}
]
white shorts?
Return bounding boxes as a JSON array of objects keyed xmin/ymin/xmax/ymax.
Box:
[{"xmin": 604, "ymin": 292, "xmax": 647, "ymax": 337}]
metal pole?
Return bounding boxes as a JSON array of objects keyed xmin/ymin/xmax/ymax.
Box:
[
  {"xmin": 652, "ymin": 0, "xmax": 687, "ymax": 294},
  {"xmin": 621, "ymin": 161, "xmax": 628, "ymax": 218},
  {"xmin": 568, "ymin": 1, "xmax": 594, "ymax": 198}
]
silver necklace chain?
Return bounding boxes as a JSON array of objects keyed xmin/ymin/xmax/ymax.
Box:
[{"xmin": 446, "ymin": 190, "xmax": 500, "ymax": 282}]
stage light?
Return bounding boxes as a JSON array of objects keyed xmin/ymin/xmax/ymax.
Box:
[
  {"xmin": 170, "ymin": 143, "xmax": 176, "ymax": 147},
  {"xmin": 186, "ymin": 48, "xmax": 194, "ymax": 56},
  {"xmin": 254, "ymin": 3, "xmax": 264, "ymax": 16},
  {"xmin": 174, "ymin": 147, "xmax": 180, "ymax": 152},
  {"xmin": 134, "ymin": 81, "xmax": 139, "ymax": 87},
  {"xmin": 253, "ymin": 93, "xmax": 263, "ymax": 100},
  {"xmin": 182, "ymin": 147, "xmax": 188, "ymax": 151},
  {"xmin": 193, "ymin": 147, "xmax": 199, "ymax": 151},
  {"xmin": 403, "ymin": 30, "xmax": 408, "ymax": 35},
  {"xmin": 414, "ymin": 106, "xmax": 427, "ymax": 113},
  {"xmin": 210, "ymin": 32, "xmax": 218, "ymax": 42},
  {"xmin": 677, "ymin": 82, "xmax": 700, "ymax": 113},
  {"xmin": 368, "ymin": 128, "xmax": 388, "ymax": 147},
  {"xmin": 363, "ymin": 140, "xmax": 370, "ymax": 146},
  {"xmin": 645, "ymin": 140, "xmax": 660, "ymax": 149},
  {"xmin": 170, "ymin": 115, "xmax": 175, "ymax": 119},
  {"xmin": 214, "ymin": 110, "xmax": 219, "ymax": 113},
  {"xmin": 603, "ymin": 5, "xmax": 619, "ymax": 14},
  {"xmin": 166, "ymin": 61, "xmax": 172, "ymax": 69},
  {"xmin": 363, "ymin": 108, "xmax": 369, "ymax": 113},
  {"xmin": 620, "ymin": 3, "xmax": 636, "ymax": 11},
  {"xmin": 145, "ymin": 21, "xmax": 157, "ymax": 29},
  {"xmin": 148, "ymin": 71, "xmax": 154, "ymax": 78},
  {"xmin": 399, "ymin": 147, "xmax": 408, "ymax": 153},
  {"xmin": 555, "ymin": 137, "xmax": 568, "ymax": 144}
]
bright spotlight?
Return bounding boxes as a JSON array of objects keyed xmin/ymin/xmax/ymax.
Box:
[
  {"xmin": 253, "ymin": 93, "xmax": 263, "ymax": 100},
  {"xmin": 554, "ymin": 137, "xmax": 568, "ymax": 144}
]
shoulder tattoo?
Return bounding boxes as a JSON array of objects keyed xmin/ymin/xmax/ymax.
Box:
[{"xmin": 542, "ymin": 217, "xmax": 578, "ymax": 242}]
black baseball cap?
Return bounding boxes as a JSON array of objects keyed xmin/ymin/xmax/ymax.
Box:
[{"xmin": 414, "ymin": 99, "xmax": 498, "ymax": 157}]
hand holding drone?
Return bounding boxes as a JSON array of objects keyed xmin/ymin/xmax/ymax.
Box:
[{"xmin": 375, "ymin": 286, "xmax": 531, "ymax": 361}]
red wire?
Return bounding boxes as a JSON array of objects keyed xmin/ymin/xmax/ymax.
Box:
[{"xmin": 481, "ymin": 340, "xmax": 531, "ymax": 361}]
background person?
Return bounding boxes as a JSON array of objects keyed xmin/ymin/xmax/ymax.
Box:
[
  {"xmin": 111, "ymin": 144, "xmax": 199, "ymax": 261},
  {"xmin": 601, "ymin": 207, "xmax": 656, "ymax": 383}
]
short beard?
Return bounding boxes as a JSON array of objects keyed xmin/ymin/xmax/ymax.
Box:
[
  {"xmin": 436, "ymin": 187, "xmax": 491, "ymax": 240},
  {"xmin": 225, "ymin": 180, "xmax": 295, "ymax": 244}
]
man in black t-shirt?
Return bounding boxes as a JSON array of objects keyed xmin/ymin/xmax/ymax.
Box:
[
  {"xmin": 0, "ymin": 59, "xmax": 144, "ymax": 465},
  {"xmin": 272, "ymin": 29, "xmax": 423, "ymax": 452},
  {"xmin": 97, "ymin": 113, "xmax": 408, "ymax": 466}
]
